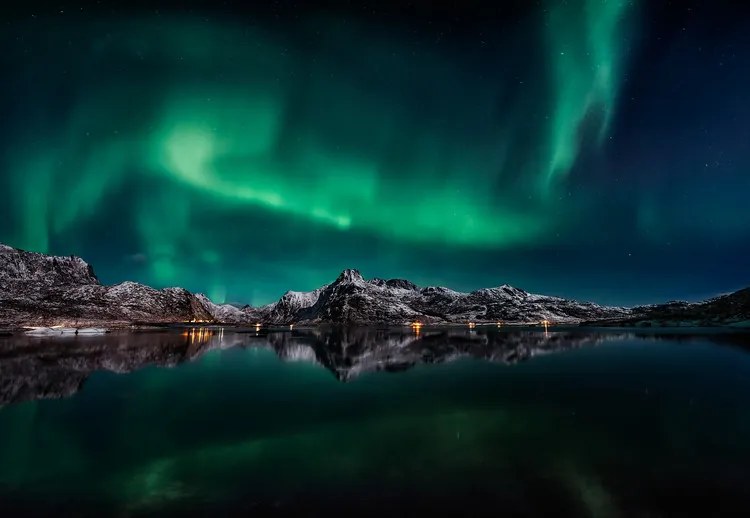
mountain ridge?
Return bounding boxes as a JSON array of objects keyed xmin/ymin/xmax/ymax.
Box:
[
  {"xmin": 0, "ymin": 243, "xmax": 211, "ymax": 327},
  {"xmin": 1, "ymin": 243, "xmax": 748, "ymax": 328}
]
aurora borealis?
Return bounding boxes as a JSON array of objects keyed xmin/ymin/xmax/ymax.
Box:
[{"xmin": 1, "ymin": 1, "xmax": 748, "ymax": 306}]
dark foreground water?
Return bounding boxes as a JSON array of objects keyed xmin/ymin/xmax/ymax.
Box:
[{"xmin": 1, "ymin": 326, "xmax": 749, "ymax": 516}]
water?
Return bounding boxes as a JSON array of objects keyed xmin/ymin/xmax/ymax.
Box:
[{"xmin": 1, "ymin": 326, "xmax": 749, "ymax": 516}]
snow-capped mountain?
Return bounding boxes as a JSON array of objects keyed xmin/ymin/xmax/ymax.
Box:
[
  {"xmin": 247, "ymin": 268, "xmax": 632, "ymax": 325},
  {"xmin": 0, "ymin": 243, "xmax": 99, "ymax": 289},
  {"xmin": 589, "ymin": 288, "xmax": 750, "ymax": 327},
  {"xmin": 0, "ymin": 244, "xmax": 211, "ymax": 327},
  {"xmin": 194, "ymin": 294, "xmax": 254, "ymax": 324},
  {"xmin": 262, "ymin": 285, "xmax": 329, "ymax": 323},
  {"xmin": 2, "ymin": 243, "xmax": 746, "ymax": 328}
]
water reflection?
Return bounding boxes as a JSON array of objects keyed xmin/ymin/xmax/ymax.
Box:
[
  {"xmin": 1, "ymin": 326, "xmax": 749, "ymax": 405},
  {"xmin": 1, "ymin": 327, "xmax": 750, "ymax": 516}
]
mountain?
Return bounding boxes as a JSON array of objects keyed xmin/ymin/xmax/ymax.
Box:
[
  {"xmin": 206, "ymin": 269, "xmax": 750, "ymax": 327},
  {"xmin": 2, "ymin": 243, "xmax": 747, "ymax": 328},
  {"xmin": 241, "ymin": 268, "xmax": 632, "ymax": 325},
  {"xmin": 586, "ymin": 288, "xmax": 750, "ymax": 327},
  {"xmin": 0, "ymin": 244, "xmax": 211, "ymax": 327},
  {"xmin": 194, "ymin": 294, "xmax": 257, "ymax": 324}
]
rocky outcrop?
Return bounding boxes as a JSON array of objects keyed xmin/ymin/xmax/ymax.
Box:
[
  {"xmin": 3, "ymin": 242, "xmax": 746, "ymax": 328},
  {"xmin": 194, "ymin": 294, "xmax": 257, "ymax": 324},
  {"xmin": 0, "ymin": 244, "xmax": 211, "ymax": 327},
  {"xmin": 587, "ymin": 288, "xmax": 750, "ymax": 327},
  {"xmin": 244, "ymin": 268, "xmax": 632, "ymax": 325}
]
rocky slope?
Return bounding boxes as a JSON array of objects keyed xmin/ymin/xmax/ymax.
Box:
[
  {"xmin": 0, "ymin": 244, "xmax": 211, "ymax": 327},
  {"xmin": 194, "ymin": 294, "xmax": 255, "ymax": 323},
  {"xmin": 3, "ymin": 243, "xmax": 746, "ymax": 327},
  {"xmin": 209, "ymin": 270, "xmax": 750, "ymax": 327},
  {"xmin": 236, "ymin": 268, "xmax": 632, "ymax": 325},
  {"xmin": 587, "ymin": 288, "xmax": 750, "ymax": 327}
]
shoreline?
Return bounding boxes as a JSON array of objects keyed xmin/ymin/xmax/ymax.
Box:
[{"xmin": 2, "ymin": 321, "xmax": 750, "ymax": 336}]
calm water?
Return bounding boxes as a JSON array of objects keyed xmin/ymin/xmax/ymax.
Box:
[{"xmin": 1, "ymin": 326, "xmax": 749, "ymax": 516}]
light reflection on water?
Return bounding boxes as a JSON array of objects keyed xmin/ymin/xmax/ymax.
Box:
[{"xmin": 0, "ymin": 327, "xmax": 749, "ymax": 516}]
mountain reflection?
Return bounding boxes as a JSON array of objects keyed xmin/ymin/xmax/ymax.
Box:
[{"xmin": 0, "ymin": 326, "xmax": 747, "ymax": 405}]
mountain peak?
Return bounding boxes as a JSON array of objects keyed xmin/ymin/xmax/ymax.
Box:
[
  {"xmin": 0, "ymin": 242, "xmax": 99, "ymax": 286},
  {"xmin": 384, "ymin": 278, "xmax": 419, "ymax": 291},
  {"xmin": 471, "ymin": 284, "xmax": 529, "ymax": 299},
  {"xmin": 497, "ymin": 284, "xmax": 527, "ymax": 295},
  {"xmin": 335, "ymin": 268, "xmax": 365, "ymax": 284}
]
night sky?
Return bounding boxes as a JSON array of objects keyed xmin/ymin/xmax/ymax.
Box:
[{"xmin": 1, "ymin": 1, "xmax": 748, "ymax": 306}]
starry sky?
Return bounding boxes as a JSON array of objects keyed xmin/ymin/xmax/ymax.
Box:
[{"xmin": 1, "ymin": 0, "xmax": 748, "ymax": 306}]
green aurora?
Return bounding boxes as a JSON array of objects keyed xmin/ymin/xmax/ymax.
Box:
[
  {"xmin": 4, "ymin": 0, "xmax": 745, "ymax": 306},
  {"xmin": 8, "ymin": 2, "xmax": 632, "ymax": 242}
]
